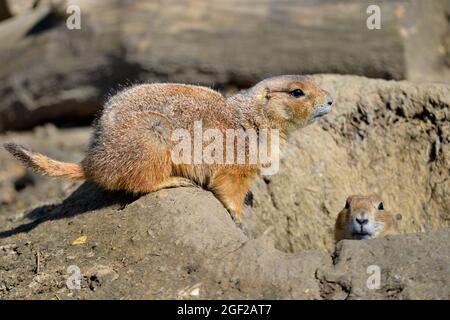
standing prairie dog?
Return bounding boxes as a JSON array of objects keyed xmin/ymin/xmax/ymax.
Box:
[
  {"xmin": 4, "ymin": 75, "xmax": 332, "ymax": 222},
  {"xmin": 334, "ymin": 195, "xmax": 398, "ymax": 242}
]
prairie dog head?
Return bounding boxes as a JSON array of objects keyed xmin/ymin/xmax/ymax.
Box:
[
  {"xmin": 251, "ymin": 75, "xmax": 333, "ymax": 132},
  {"xmin": 334, "ymin": 195, "xmax": 397, "ymax": 242}
]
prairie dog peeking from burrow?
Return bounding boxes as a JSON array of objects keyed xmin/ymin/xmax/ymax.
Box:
[{"xmin": 334, "ymin": 195, "xmax": 399, "ymax": 242}]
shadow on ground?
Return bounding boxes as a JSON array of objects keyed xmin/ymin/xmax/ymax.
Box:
[{"xmin": 0, "ymin": 182, "xmax": 141, "ymax": 238}]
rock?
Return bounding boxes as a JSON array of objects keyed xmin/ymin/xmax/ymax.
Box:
[
  {"xmin": 0, "ymin": 0, "xmax": 448, "ymax": 132},
  {"xmin": 317, "ymin": 230, "xmax": 450, "ymax": 299}
]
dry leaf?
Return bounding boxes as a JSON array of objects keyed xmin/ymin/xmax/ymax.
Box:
[{"xmin": 72, "ymin": 235, "xmax": 87, "ymax": 245}]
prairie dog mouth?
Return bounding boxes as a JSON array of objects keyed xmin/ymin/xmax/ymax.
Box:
[
  {"xmin": 352, "ymin": 231, "xmax": 373, "ymax": 240},
  {"xmin": 313, "ymin": 104, "xmax": 332, "ymax": 119},
  {"xmin": 308, "ymin": 104, "xmax": 332, "ymax": 124}
]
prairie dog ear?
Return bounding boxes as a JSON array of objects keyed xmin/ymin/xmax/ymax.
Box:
[
  {"xmin": 266, "ymin": 101, "xmax": 293, "ymax": 120},
  {"xmin": 260, "ymin": 87, "xmax": 270, "ymax": 103},
  {"xmin": 252, "ymin": 87, "xmax": 270, "ymax": 108}
]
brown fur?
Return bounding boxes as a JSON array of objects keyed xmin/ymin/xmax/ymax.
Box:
[
  {"xmin": 4, "ymin": 75, "xmax": 332, "ymax": 222},
  {"xmin": 334, "ymin": 195, "xmax": 398, "ymax": 242},
  {"xmin": 3, "ymin": 143, "xmax": 84, "ymax": 179}
]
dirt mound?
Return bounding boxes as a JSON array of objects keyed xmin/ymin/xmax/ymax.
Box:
[{"xmin": 0, "ymin": 184, "xmax": 448, "ymax": 299}]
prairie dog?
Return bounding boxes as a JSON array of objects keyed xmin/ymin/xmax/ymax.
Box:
[
  {"xmin": 334, "ymin": 195, "xmax": 398, "ymax": 242},
  {"xmin": 4, "ymin": 75, "xmax": 333, "ymax": 222}
]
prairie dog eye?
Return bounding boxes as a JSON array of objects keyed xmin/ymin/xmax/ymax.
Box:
[
  {"xmin": 289, "ymin": 89, "xmax": 305, "ymax": 98},
  {"xmin": 377, "ymin": 202, "xmax": 384, "ymax": 210}
]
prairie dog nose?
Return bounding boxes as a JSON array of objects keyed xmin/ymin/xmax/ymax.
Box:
[
  {"xmin": 355, "ymin": 217, "xmax": 368, "ymax": 225},
  {"xmin": 325, "ymin": 92, "xmax": 333, "ymax": 106}
]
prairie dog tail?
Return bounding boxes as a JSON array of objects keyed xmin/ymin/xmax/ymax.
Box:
[{"xmin": 4, "ymin": 143, "xmax": 85, "ymax": 180}]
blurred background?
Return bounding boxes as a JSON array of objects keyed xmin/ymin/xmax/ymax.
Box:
[{"xmin": 0, "ymin": 0, "xmax": 448, "ymax": 131}]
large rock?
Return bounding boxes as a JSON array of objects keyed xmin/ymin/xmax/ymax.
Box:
[
  {"xmin": 0, "ymin": 0, "xmax": 448, "ymax": 132},
  {"xmin": 0, "ymin": 184, "xmax": 448, "ymax": 299}
]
